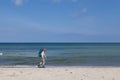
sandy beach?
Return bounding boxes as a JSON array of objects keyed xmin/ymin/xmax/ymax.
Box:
[{"xmin": 0, "ymin": 66, "xmax": 120, "ymax": 80}]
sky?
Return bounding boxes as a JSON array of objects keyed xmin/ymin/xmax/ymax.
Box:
[{"xmin": 0, "ymin": 0, "xmax": 120, "ymax": 42}]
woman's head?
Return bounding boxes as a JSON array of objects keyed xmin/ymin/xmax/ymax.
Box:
[{"xmin": 43, "ymin": 48, "xmax": 46, "ymax": 52}]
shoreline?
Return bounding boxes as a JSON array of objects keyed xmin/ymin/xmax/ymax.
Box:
[{"xmin": 1, "ymin": 65, "xmax": 120, "ymax": 68}]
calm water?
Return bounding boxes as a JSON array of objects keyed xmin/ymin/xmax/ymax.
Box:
[{"xmin": 0, "ymin": 43, "xmax": 120, "ymax": 66}]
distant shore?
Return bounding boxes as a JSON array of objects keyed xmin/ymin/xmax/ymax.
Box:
[{"xmin": 0, "ymin": 66, "xmax": 120, "ymax": 80}]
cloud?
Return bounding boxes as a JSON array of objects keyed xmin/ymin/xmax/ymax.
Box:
[
  {"xmin": 71, "ymin": 7, "xmax": 88, "ymax": 17},
  {"xmin": 81, "ymin": 8, "xmax": 87, "ymax": 13},
  {"xmin": 51, "ymin": 0, "xmax": 78, "ymax": 3},
  {"xmin": 12, "ymin": 0, "xmax": 23, "ymax": 6},
  {"xmin": 71, "ymin": 0, "xmax": 78, "ymax": 3},
  {"xmin": 51, "ymin": 0, "xmax": 62, "ymax": 3}
]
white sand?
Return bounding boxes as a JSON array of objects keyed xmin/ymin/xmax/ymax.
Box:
[{"xmin": 0, "ymin": 67, "xmax": 120, "ymax": 80}]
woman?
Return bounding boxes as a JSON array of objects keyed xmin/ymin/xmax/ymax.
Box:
[{"xmin": 38, "ymin": 48, "xmax": 47, "ymax": 68}]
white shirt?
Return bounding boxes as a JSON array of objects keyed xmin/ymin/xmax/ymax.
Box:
[{"xmin": 41, "ymin": 51, "xmax": 46, "ymax": 59}]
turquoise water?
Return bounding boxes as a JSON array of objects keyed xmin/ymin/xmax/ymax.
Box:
[{"xmin": 0, "ymin": 43, "xmax": 120, "ymax": 66}]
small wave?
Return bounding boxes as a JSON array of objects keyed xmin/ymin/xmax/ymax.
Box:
[{"xmin": 0, "ymin": 53, "xmax": 3, "ymax": 56}]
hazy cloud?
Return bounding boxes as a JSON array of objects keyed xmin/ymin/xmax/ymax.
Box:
[
  {"xmin": 71, "ymin": 7, "xmax": 88, "ymax": 17},
  {"xmin": 11, "ymin": 0, "xmax": 78, "ymax": 5},
  {"xmin": 51, "ymin": 0, "xmax": 62, "ymax": 3},
  {"xmin": 12, "ymin": 0, "xmax": 24, "ymax": 6},
  {"xmin": 51, "ymin": 0, "xmax": 78, "ymax": 3},
  {"xmin": 81, "ymin": 8, "xmax": 87, "ymax": 13},
  {"xmin": 71, "ymin": 0, "xmax": 78, "ymax": 3}
]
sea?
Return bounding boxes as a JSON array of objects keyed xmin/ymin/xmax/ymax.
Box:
[{"xmin": 0, "ymin": 43, "xmax": 120, "ymax": 67}]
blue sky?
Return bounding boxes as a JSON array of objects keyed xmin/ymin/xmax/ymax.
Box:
[{"xmin": 0, "ymin": 0, "xmax": 120, "ymax": 42}]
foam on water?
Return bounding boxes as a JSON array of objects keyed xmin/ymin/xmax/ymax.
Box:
[{"xmin": 0, "ymin": 53, "xmax": 3, "ymax": 56}]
